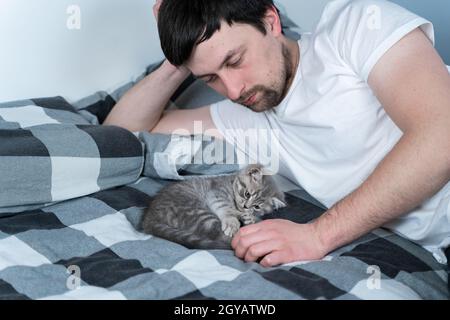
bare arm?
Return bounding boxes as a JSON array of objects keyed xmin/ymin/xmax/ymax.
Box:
[
  {"xmin": 103, "ymin": 61, "xmax": 222, "ymax": 139},
  {"xmin": 314, "ymin": 28, "xmax": 450, "ymax": 252},
  {"xmin": 103, "ymin": 60, "xmax": 191, "ymax": 132}
]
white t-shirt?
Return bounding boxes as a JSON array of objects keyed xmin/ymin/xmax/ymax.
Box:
[{"xmin": 210, "ymin": 0, "xmax": 450, "ymax": 263}]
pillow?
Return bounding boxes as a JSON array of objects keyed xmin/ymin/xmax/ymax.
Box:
[
  {"xmin": 139, "ymin": 132, "xmax": 240, "ymax": 180},
  {"xmin": 0, "ymin": 97, "xmax": 144, "ymax": 215}
]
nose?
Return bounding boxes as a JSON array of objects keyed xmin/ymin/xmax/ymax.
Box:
[{"xmin": 221, "ymin": 73, "xmax": 244, "ymax": 101}]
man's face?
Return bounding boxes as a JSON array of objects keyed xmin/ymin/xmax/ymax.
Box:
[{"xmin": 185, "ymin": 20, "xmax": 294, "ymax": 112}]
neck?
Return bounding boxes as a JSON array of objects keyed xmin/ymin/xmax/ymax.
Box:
[
  {"xmin": 285, "ymin": 37, "xmax": 300, "ymax": 89},
  {"xmin": 278, "ymin": 37, "xmax": 300, "ymax": 102}
]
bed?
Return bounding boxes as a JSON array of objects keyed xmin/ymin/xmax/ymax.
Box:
[
  {"xmin": 0, "ymin": 7, "xmax": 448, "ymax": 301},
  {"xmin": 0, "ymin": 66, "xmax": 448, "ymax": 300}
]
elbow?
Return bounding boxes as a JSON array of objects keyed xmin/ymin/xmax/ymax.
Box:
[{"xmin": 427, "ymin": 125, "xmax": 450, "ymax": 180}]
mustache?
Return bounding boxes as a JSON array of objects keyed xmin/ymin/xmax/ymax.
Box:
[{"xmin": 233, "ymin": 86, "xmax": 267, "ymax": 105}]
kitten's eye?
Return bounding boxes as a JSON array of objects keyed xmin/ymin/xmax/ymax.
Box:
[
  {"xmin": 244, "ymin": 191, "xmax": 250, "ymax": 199},
  {"xmin": 253, "ymin": 205, "xmax": 261, "ymax": 210}
]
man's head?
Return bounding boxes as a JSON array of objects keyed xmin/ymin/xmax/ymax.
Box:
[{"xmin": 158, "ymin": 0, "xmax": 298, "ymax": 112}]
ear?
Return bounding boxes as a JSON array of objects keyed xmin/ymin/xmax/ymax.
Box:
[
  {"xmin": 247, "ymin": 165, "xmax": 263, "ymax": 183},
  {"xmin": 271, "ymin": 197, "xmax": 287, "ymax": 210},
  {"xmin": 264, "ymin": 5, "xmax": 283, "ymax": 36},
  {"xmin": 233, "ymin": 178, "xmax": 244, "ymax": 193}
]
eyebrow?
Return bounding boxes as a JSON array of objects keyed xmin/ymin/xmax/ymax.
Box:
[{"xmin": 194, "ymin": 45, "xmax": 244, "ymax": 79}]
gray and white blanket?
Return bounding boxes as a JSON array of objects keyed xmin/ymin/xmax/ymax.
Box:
[{"xmin": 0, "ymin": 63, "xmax": 448, "ymax": 299}]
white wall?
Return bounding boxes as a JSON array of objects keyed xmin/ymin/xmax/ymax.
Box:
[
  {"xmin": 276, "ymin": 0, "xmax": 330, "ymax": 32},
  {"xmin": 0, "ymin": 0, "xmax": 163, "ymax": 103}
]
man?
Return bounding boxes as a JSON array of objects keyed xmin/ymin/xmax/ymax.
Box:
[{"xmin": 104, "ymin": 0, "xmax": 450, "ymax": 267}]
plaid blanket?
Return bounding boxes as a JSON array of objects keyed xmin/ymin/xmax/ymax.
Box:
[
  {"xmin": 0, "ymin": 176, "xmax": 447, "ymax": 300},
  {"xmin": 0, "ymin": 87, "xmax": 448, "ymax": 300}
]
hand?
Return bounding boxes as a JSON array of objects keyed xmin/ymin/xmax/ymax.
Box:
[
  {"xmin": 161, "ymin": 59, "xmax": 191, "ymax": 79},
  {"xmin": 153, "ymin": 0, "xmax": 163, "ymax": 22},
  {"xmin": 231, "ymin": 219, "xmax": 328, "ymax": 267}
]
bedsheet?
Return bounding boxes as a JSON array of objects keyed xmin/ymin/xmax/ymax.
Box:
[{"xmin": 0, "ymin": 174, "xmax": 448, "ymax": 299}]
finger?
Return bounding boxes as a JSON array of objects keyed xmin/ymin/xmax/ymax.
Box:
[
  {"xmin": 234, "ymin": 230, "xmax": 275, "ymax": 259},
  {"xmin": 244, "ymin": 240, "xmax": 283, "ymax": 263},
  {"xmin": 239, "ymin": 222, "xmax": 263, "ymax": 235},
  {"xmin": 260, "ymin": 250, "xmax": 289, "ymax": 268},
  {"xmin": 153, "ymin": 1, "xmax": 162, "ymax": 20},
  {"xmin": 231, "ymin": 223, "xmax": 262, "ymax": 249}
]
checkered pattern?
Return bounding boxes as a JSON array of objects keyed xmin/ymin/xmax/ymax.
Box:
[
  {"xmin": 0, "ymin": 14, "xmax": 448, "ymax": 300},
  {"xmin": 0, "ymin": 181, "xmax": 447, "ymax": 300},
  {"xmin": 0, "ymin": 97, "xmax": 144, "ymax": 215}
]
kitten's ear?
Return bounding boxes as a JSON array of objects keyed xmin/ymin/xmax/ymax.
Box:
[
  {"xmin": 233, "ymin": 178, "xmax": 243, "ymax": 192},
  {"xmin": 271, "ymin": 197, "xmax": 287, "ymax": 210},
  {"xmin": 247, "ymin": 165, "xmax": 263, "ymax": 183}
]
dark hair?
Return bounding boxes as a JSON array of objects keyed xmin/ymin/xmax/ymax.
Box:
[{"xmin": 158, "ymin": 0, "xmax": 278, "ymax": 66}]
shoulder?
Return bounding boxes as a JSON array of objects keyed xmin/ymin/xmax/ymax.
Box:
[{"xmin": 311, "ymin": 0, "xmax": 432, "ymax": 79}]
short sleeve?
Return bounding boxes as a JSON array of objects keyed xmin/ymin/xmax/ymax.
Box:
[{"xmin": 322, "ymin": 0, "xmax": 435, "ymax": 81}]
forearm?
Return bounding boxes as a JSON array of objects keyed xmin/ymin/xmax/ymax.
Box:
[
  {"xmin": 103, "ymin": 60, "xmax": 190, "ymax": 132},
  {"xmin": 314, "ymin": 130, "xmax": 450, "ymax": 253}
]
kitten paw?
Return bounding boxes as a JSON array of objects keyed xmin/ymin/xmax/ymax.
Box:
[
  {"xmin": 222, "ymin": 216, "xmax": 240, "ymax": 237},
  {"xmin": 241, "ymin": 213, "xmax": 256, "ymax": 225}
]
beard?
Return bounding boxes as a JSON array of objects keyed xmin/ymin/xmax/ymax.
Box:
[{"xmin": 234, "ymin": 43, "xmax": 295, "ymax": 112}]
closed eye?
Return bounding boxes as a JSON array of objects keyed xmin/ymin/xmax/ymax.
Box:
[
  {"xmin": 203, "ymin": 51, "xmax": 245, "ymax": 83},
  {"xmin": 227, "ymin": 57, "xmax": 242, "ymax": 68}
]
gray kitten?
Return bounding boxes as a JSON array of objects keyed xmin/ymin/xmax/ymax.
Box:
[{"xmin": 139, "ymin": 164, "xmax": 286, "ymax": 250}]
